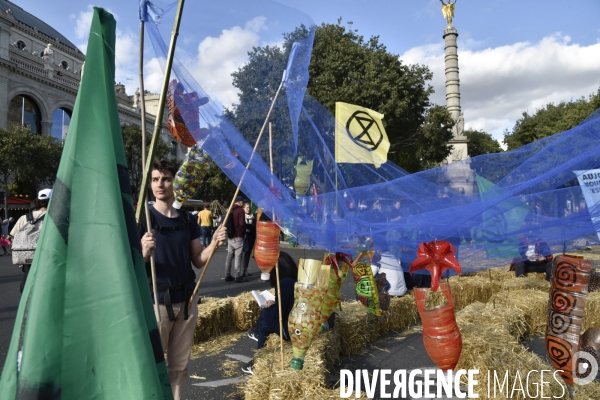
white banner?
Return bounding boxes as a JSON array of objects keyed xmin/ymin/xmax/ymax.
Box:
[{"xmin": 575, "ymin": 169, "xmax": 600, "ymax": 241}]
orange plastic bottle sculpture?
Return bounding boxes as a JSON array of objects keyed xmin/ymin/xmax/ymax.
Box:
[
  {"xmin": 253, "ymin": 220, "xmax": 280, "ymax": 273},
  {"xmin": 166, "ymin": 79, "xmax": 209, "ymax": 147},
  {"xmin": 546, "ymin": 255, "xmax": 591, "ymax": 385},
  {"xmin": 410, "ymin": 240, "xmax": 462, "ymax": 370},
  {"xmin": 414, "ymin": 282, "xmax": 462, "ymax": 371},
  {"xmin": 288, "ymin": 259, "xmax": 330, "ymax": 370}
]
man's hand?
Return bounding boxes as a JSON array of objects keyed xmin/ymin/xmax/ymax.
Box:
[
  {"xmin": 212, "ymin": 225, "xmax": 228, "ymax": 247},
  {"xmin": 141, "ymin": 230, "xmax": 156, "ymax": 262},
  {"xmin": 265, "ymin": 300, "xmax": 275, "ymax": 308}
]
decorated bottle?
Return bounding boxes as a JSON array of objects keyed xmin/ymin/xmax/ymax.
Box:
[
  {"xmin": 172, "ymin": 145, "xmax": 212, "ymax": 209},
  {"xmin": 288, "ymin": 259, "xmax": 330, "ymax": 370}
]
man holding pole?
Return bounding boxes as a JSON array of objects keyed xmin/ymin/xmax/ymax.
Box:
[{"xmin": 140, "ymin": 159, "xmax": 227, "ymax": 400}]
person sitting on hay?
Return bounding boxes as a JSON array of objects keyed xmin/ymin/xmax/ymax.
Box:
[
  {"xmin": 510, "ymin": 235, "xmax": 553, "ymax": 281},
  {"xmin": 242, "ymin": 252, "xmax": 337, "ymax": 374},
  {"xmin": 242, "ymin": 251, "xmax": 298, "ymax": 374}
]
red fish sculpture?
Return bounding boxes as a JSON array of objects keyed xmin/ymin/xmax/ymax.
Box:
[
  {"xmin": 409, "ymin": 240, "xmax": 461, "ymax": 292},
  {"xmin": 411, "ymin": 240, "xmax": 462, "ymax": 371}
]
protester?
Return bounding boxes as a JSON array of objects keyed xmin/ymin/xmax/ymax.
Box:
[
  {"xmin": 241, "ymin": 202, "xmax": 256, "ymax": 277},
  {"xmin": 371, "ymin": 251, "xmax": 407, "ymax": 298},
  {"xmin": 1, "ymin": 218, "xmax": 10, "ymax": 255},
  {"xmin": 242, "ymin": 251, "xmax": 298, "ymax": 374},
  {"xmin": 511, "ymin": 234, "xmax": 553, "ymax": 281},
  {"xmin": 140, "ymin": 160, "xmax": 227, "ymax": 400},
  {"xmin": 197, "ymin": 204, "xmax": 213, "ymax": 248},
  {"xmin": 10, "ymin": 189, "xmax": 52, "ymax": 293},
  {"xmin": 224, "ymin": 196, "xmax": 247, "ymax": 282}
]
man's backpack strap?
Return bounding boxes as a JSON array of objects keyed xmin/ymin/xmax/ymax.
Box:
[{"xmin": 148, "ymin": 209, "xmax": 191, "ymax": 233}]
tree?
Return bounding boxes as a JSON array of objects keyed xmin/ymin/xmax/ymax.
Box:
[
  {"xmin": 503, "ymin": 88, "xmax": 600, "ymax": 150},
  {"xmin": 228, "ymin": 21, "xmax": 454, "ymax": 173},
  {"xmin": 0, "ymin": 125, "xmax": 63, "ymax": 218},
  {"xmin": 464, "ymin": 129, "xmax": 503, "ymax": 157},
  {"xmin": 121, "ymin": 124, "xmax": 171, "ymax": 198}
]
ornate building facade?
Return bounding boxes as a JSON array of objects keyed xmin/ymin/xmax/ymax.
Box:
[{"xmin": 0, "ymin": 0, "xmax": 183, "ymax": 158}]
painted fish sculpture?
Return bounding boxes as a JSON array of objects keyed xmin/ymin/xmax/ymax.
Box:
[{"xmin": 411, "ymin": 240, "xmax": 463, "ymax": 371}]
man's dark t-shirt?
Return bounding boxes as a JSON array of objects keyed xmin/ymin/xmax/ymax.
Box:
[{"xmin": 143, "ymin": 206, "xmax": 201, "ymax": 304}]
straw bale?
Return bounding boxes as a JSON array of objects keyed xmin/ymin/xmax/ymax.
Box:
[
  {"xmin": 570, "ymin": 252, "xmax": 600, "ymax": 261},
  {"xmin": 378, "ymin": 294, "xmax": 419, "ymax": 335},
  {"xmin": 337, "ymin": 301, "xmax": 381, "ymax": 356},
  {"xmin": 448, "ymin": 276, "xmax": 502, "ymax": 310},
  {"xmin": 583, "ymin": 291, "xmax": 600, "ymax": 332},
  {"xmin": 191, "ymin": 330, "xmax": 245, "ymax": 358},
  {"xmin": 244, "ymin": 323, "xmax": 341, "ymax": 400},
  {"xmin": 491, "ymin": 289, "xmax": 549, "ymax": 335},
  {"xmin": 574, "ymin": 381, "xmax": 600, "ymax": 399},
  {"xmin": 500, "ymin": 276, "xmax": 550, "ymax": 292},
  {"xmin": 462, "ymin": 348, "xmax": 565, "ymax": 399},
  {"xmin": 193, "ymin": 297, "xmax": 233, "ymax": 343},
  {"xmin": 474, "ymin": 265, "xmax": 515, "ymax": 281},
  {"xmin": 231, "ymin": 291, "xmax": 263, "ymax": 331},
  {"xmin": 456, "ymin": 302, "xmax": 526, "ymax": 344}
]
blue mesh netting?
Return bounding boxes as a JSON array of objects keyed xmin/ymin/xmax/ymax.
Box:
[{"xmin": 140, "ymin": 0, "xmax": 600, "ymax": 273}]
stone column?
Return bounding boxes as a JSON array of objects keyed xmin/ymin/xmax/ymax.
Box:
[
  {"xmin": 443, "ymin": 26, "xmax": 468, "ymax": 163},
  {"xmin": 0, "ymin": 26, "xmax": 10, "ymax": 61}
]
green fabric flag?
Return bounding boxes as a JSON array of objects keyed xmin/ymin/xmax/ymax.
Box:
[
  {"xmin": 0, "ymin": 8, "xmax": 172, "ymax": 399},
  {"xmin": 475, "ymin": 174, "xmax": 530, "ymax": 259}
]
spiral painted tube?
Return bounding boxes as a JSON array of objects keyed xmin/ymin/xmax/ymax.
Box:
[
  {"xmin": 253, "ymin": 220, "xmax": 280, "ymax": 273},
  {"xmin": 414, "ymin": 281, "xmax": 462, "ymax": 371},
  {"xmin": 546, "ymin": 255, "xmax": 591, "ymax": 385}
]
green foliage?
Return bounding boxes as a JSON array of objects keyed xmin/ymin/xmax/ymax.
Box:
[
  {"xmin": 0, "ymin": 125, "xmax": 63, "ymax": 215},
  {"xmin": 121, "ymin": 124, "xmax": 170, "ymax": 197},
  {"xmin": 464, "ymin": 129, "xmax": 503, "ymax": 157},
  {"xmin": 503, "ymin": 88, "xmax": 600, "ymax": 150},
  {"xmin": 192, "ymin": 165, "xmax": 237, "ymax": 204},
  {"xmin": 228, "ymin": 21, "xmax": 453, "ymax": 174}
]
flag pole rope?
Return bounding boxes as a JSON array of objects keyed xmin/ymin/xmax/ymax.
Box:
[
  {"xmin": 138, "ymin": 18, "xmax": 160, "ymax": 321},
  {"xmin": 188, "ymin": 72, "xmax": 286, "ymax": 309},
  {"xmin": 135, "ymin": 0, "xmax": 186, "ymax": 225}
]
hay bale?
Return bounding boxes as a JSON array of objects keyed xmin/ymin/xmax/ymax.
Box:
[
  {"xmin": 501, "ymin": 276, "xmax": 550, "ymax": 292},
  {"xmin": 454, "ymin": 302, "xmax": 565, "ymax": 399},
  {"xmin": 462, "ymin": 348, "xmax": 565, "ymax": 399},
  {"xmin": 231, "ymin": 291, "xmax": 263, "ymax": 331},
  {"xmin": 193, "ymin": 297, "xmax": 233, "ymax": 343},
  {"xmin": 491, "ymin": 289, "xmax": 549, "ymax": 335},
  {"xmin": 337, "ymin": 301, "xmax": 380, "ymax": 356},
  {"xmin": 574, "ymin": 381, "xmax": 600, "ymax": 399},
  {"xmin": 583, "ymin": 291, "xmax": 600, "ymax": 332},
  {"xmin": 244, "ymin": 323, "xmax": 341, "ymax": 400},
  {"xmin": 474, "ymin": 266, "xmax": 515, "ymax": 281},
  {"xmin": 379, "ymin": 294, "xmax": 419, "ymax": 335},
  {"xmin": 448, "ymin": 276, "xmax": 502, "ymax": 310}
]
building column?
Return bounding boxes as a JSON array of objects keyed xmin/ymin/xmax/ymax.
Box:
[
  {"xmin": 41, "ymin": 120, "xmax": 52, "ymax": 136},
  {"xmin": 0, "ymin": 75, "xmax": 8, "ymax": 129}
]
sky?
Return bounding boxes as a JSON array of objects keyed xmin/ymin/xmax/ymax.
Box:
[{"xmin": 12, "ymin": 0, "xmax": 600, "ymax": 144}]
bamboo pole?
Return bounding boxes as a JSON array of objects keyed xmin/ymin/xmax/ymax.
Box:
[
  {"xmin": 135, "ymin": 0, "xmax": 186, "ymax": 225},
  {"xmin": 270, "ymin": 122, "xmax": 285, "ymax": 371},
  {"xmin": 138, "ymin": 19, "xmax": 160, "ymax": 321},
  {"xmin": 188, "ymin": 72, "xmax": 287, "ymax": 308}
]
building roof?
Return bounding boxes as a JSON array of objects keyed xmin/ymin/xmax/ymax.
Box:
[{"xmin": 0, "ymin": 0, "xmax": 80, "ymax": 52}]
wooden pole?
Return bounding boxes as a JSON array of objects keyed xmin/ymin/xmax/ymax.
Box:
[
  {"xmin": 135, "ymin": 0, "xmax": 186, "ymax": 225},
  {"xmin": 188, "ymin": 73, "xmax": 286, "ymax": 309},
  {"xmin": 270, "ymin": 122, "xmax": 285, "ymax": 371},
  {"xmin": 138, "ymin": 19, "xmax": 160, "ymax": 320}
]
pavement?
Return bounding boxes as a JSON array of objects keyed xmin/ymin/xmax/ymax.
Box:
[{"xmin": 0, "ymin": 245, "xmax": 597, "ymax": 399}]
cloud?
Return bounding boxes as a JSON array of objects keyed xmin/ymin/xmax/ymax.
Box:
[
  {"xmin": 401, "ymin": 33, "xmax": 600, "ymax": 143},
  {"xmin": 187, "ymin": 16, "xmax": 268, "ymax": 108},
  {"xmin": 70, "ymin": 5, "xmax": 139, "ymax": 94}
]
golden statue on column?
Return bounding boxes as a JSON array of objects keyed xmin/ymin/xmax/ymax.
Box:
[{"xmin": 440, "ymin": 0, "xmax": 457, "ymax": 26}]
